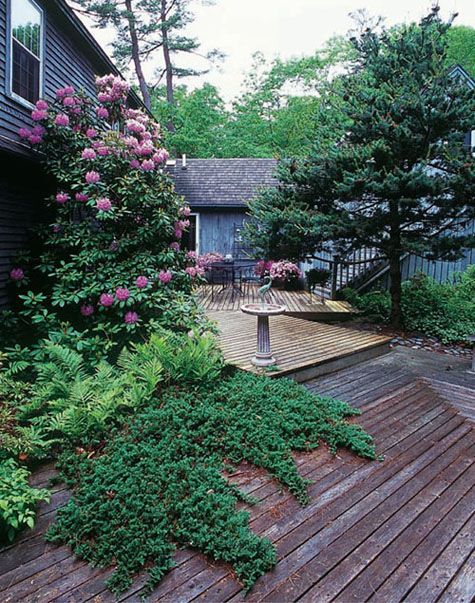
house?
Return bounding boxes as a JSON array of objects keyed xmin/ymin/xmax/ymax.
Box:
[
  {"xmin": 0, "ymin": 0, "xmax": 145, "ymax": 307},
  {"xmin": 167, "ymin": 157, "xmax": 278, "ymax": 259}
]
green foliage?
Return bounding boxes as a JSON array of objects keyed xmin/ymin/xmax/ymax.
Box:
[
  {"xmin": 0, "ymin": 459, "xmax": 50, "ymax": 541},
  {"xmin": 245, "ymin": 8, "xmax": 475, "ymax": 328},
  {"xmin": 1, "ymin": 79, "xmax": 209, "ymax": 364},
  {"xmin": 151, "ymin": 39, "xmax": 352, "ymax": 158},
  {"xmin": 0, "ymin": 331, "xmax": 223, "ymax": 457},
  {"xmin": 446, "ymin": 25, "xmax": 475, "ymax": 77},
  {"xmin": 346, "ymin": 266, "xmax": 475, "ymax": 344},
  {"xmin": 47, "ymin": 370, "xmax": 375, "ymax": 596}
]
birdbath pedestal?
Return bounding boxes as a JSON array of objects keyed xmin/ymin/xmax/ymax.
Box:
[
  {"xmin": 241, "ymin": 303, "xmax": 287, "ymax": 367},
  {"xmin": 467, "ymin": 334, "xmax": 475, "ymax": 372}
]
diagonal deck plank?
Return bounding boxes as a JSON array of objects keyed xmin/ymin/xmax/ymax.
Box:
[{"xmin": 0, "ymin": 349, "xmax": 473, "ymax": 603}]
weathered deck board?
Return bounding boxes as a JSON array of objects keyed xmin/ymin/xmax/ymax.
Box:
[
  {"xmin": 208, "ymin": 310, "xmax": 391, "ymax": 380},
  {"xmin": 0, "ymin": 349, "xmax": 473, "ymax": 603},
  {"xmin": 196, "ymin": 283, "xmax": 353, "ymax": 321}
]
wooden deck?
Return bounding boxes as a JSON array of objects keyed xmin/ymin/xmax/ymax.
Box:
[
  {"xmin": 196, "ymin": 283, "xmax": 353, "ymax": 321},
  {"xmin": 209, "ymin": 310, "xmax": 391, "ymax": 381},
  {"xmin": 0, "ymin": 348, "xmax": 473, "ymax": 602}
]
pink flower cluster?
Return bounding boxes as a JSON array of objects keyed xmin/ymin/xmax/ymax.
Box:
[
  {"xmin": 135, "ymin": 275, "xmax": 148, "ymax": 288},
  {"xmin": 254, "ymin": 260, "xmax": 274, "ymax": 277},
  {"xmin": 81, "ymin": 148, "xmax": 96, "ymax": 160},
  {"xmin": 100, "ymin": 293, "xmax": 114, "ymax": 307},
  {"xmin": 159, "ymin": 270, "xmax": 172, "ymax": 283},
  {"xmin": 124, "ymin": 311, "xmax": 138, "ymax": 324},
  {"xmin": 196, "ymin": 252, "xmax": 224, "ymax": 267},
  {"xmin": 80, "ymin": 304, "xmax": 94, "ymax": 317},
  {"xmin": 56, "ymin": 85, "xmax": 74, "ymax": 99},
  {"xmin": 95, "ymin": 74, "xmax": 130, "ymax": 103},
  {"xmin": 96, "ymin": 197, "xmax": 112, "ymax": 211},
  {"xmin": 85, "ymin": 171, "xmax": 100, "ymax": 184},
  {"xmin": 269, "ymin": 260, "xmax": 302, "ymax": 282},
  {"xmin": 10, "ymin": 268, "xmax": 24, "ymax": 281},
  {"xmin": 56, "ymin": 192, "xmax": 68, "ymax": 203},
  {"xmin": 115, "ymin": 287, "xmax": 130, "ymax": 301},
  {"xmin": 75, "ymin": 192, "xmax": 89, "ymax": 202}
]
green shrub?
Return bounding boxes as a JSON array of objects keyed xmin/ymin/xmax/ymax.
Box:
[
  {"xmin": 0, "ymin": 459, "xmax": 50, "ymax": 542},
  {"xmin": 47, "ymin": 371, "xmax": 375, "ymax": 597},
  {"xmin": 346, "ymin": 266, "xmax": 475, "ymax": 343}
]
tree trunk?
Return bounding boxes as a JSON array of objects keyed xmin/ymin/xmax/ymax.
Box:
[
  {"xmin": 161, "ymin": 0, "xmax": 175, "ymax": 132},
  {"xmin": 389, "ymin": 251, "xmax": 403, "ymax": 330},
  {"xmin": 125, "ymin": 0, "xmax": 151, "ymax": 111}
]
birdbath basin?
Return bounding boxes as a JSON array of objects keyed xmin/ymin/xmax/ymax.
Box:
[{"xmin": 241, "ymin": 303, "xmax": 286, "ymax": 367}]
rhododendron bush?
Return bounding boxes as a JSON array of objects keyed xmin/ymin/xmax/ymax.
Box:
[{"xmin": 2, "ymin": 75, "xmax": 206, "ymax": 360}]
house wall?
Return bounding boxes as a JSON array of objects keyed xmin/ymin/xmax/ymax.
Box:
[
  {"xmin": 195, "ymin": 209, "xmax": 250, "ymax": 258},
  {"xmin": 0, "ymin": 0, "xmax": 101, "ymax": 153},
  {"xmin": 0, "ymin": 0, "xmax": 121, "ymax": 307}
]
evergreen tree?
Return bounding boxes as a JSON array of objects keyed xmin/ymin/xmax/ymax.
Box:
[
  {"xmin": 246, "ymin": 7, "xmax": 475, "ymax": 328},
  {"xmin": 70, "ymin": 0, "xmax": 223, "ymax": 124}
]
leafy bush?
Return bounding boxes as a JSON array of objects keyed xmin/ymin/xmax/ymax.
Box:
[
  {"xmin": 345, "ymin": 266, "xmax": 475, "ymax": 343},
  {"xmin": 0, "ymin": 459, "xmax": 50, "ymax": 541},
  {"xmin": 0, "ymin": 331, "xmax": 224, "ymax": 457},
  {"xmin": 1, "ymin": 75, "xmax": 208, "ymax": 363},
  {"xmin": 47, "ymin": 371, "xmax": 375, "ymax": 596}
]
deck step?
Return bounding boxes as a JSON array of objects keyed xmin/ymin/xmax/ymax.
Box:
[{"xmin": 208, "ymin": 311, "xmax": 391, "ymax": 382}]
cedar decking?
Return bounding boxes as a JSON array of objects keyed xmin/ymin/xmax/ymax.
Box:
[
  {"xmin": 0, "ymin": 348, "xmax": 473, "ymax": 602},
  {"xmin": 209, "ymin": 310, "xmax": 391, "ymax": 380},
  {"xmin": 196, "ymin": 283, "xmax": 352, "ymax": 321}
]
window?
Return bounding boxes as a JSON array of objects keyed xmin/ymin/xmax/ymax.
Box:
[{"xmin": 9, "ymin": 0, "xmax": 43, "ymax": 106}]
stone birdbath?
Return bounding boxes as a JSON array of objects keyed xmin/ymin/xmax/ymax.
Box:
[{"xmin": 241, "ymin": 277, "xmax": 286, "ymax": 367}]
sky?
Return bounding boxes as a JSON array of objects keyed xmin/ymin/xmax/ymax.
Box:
[{"xmin": 77, "ymin": 0, "xmax": 475, "ymax": 101}]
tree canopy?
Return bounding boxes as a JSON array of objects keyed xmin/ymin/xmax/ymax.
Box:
[{"xmin": 245, "ymin": 7, "xmax": 475, "ymax": 328}]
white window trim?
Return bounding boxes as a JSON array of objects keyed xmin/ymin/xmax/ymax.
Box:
[
  {"xmin": 7, "ymin": 0, "xmax": 45, "ymax": 110},
  {"xmin": 191, "ymin": 212, "xmax": 200, "ymax": 255}
]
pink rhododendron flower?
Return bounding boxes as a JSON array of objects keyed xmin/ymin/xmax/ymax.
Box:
[
  {"xmin": 81, "ymin": 148, "xmax": 96, "ymax": 160},
  {"xmin": 180, "ymin": 206, "xmax": 191, "ymax": 217},
  {"xmin": 31, "ymin": 109, "xmax": 47, "ymax": 121},
  {"xmin": 54, "ymin": 113, "xmax": 69, "ymax": 126},
  {"xmin": 75, "ymin": 192, "xmax": 89, "ymax": 202},
  {"xmin": 56, "ymin": 85, "xmax": 73, "ymax": 98},
  {"xmin": 174, "ymin": 228, "xmax": 182, "ymax": 239},
  {"xmin": 85, "ymin": 171, "xmax": 100, "ymax": 184},
  {"xmin": 187, "ymin": 251, "xmax": 197, "ymax": 259},
  {"xmin": 99, "ymin": 293, "xmax": 114, "ymax": 307},
  {"xmin": 35, "ymin": 99, "xmax": 48, "ymax": 110},
  {"xmin": 72, "ymin": 125, "xmax": 81, "ymax": 133},
  {"xmin": 10, "ymin": 268, "xmax": 24, "ymax": 281},
  {"xmin": 152, "ymin": 153, "xmax": 164, "ymax": 164},
  {"xmin": 97, "ymin": 92, "xmax": 110, "ymax": 103},
  {"xmin": 53, "ymin": 224, "xmax": 61, "ymax": 233},
  {"xmin": 63, "ymin": 96, "xmax": 75, "ymax": 106},
  {"xmin": 135, "ymin": 275, "xmax": 148, "ymax": 288},
  {"xmin": 126, "ymin": 119, "xmax": 145, "ymax": 133},
  {"xmin": 96, "ymin": 107, "xmax": 109, "ymax": 118},
  {"xmin": 56, "ymin": 192, "xmax": 68, "ymax": 203},
  {"xmin": 29, "ymin": 134, "xmax": 42, "ymax": 144},
  {"xmin": 185, "ymin": 266, "xmax": 197, "ymax": 277},
  {"xmin": 19, "ymin": 128, "xmax": 31, "ymax": 139},
  {"xmin": 73, "ymin": 107, "xmax": 82, "ymax": 115},
  {"xmin": 124, "ymin": 311, "xmax": 138, "ymax": 324},
  {"xmin": 97, "ymin": 197, "xmax": 112, "ymax": 211},
  {"xmin": 80, "ymin": 304, "xmax": 94, "ymax": 317},
  {"xmin": 187, "ymin": 330, "xmax": 195, "ymax": 338},
  {"xmin": 33, "ymin": 125, "xmax": 45, "ymax": 135},
  {"xmin": 159, "ymin": 270, "xmax": 172, "ymax": 283},
  {"xmin": 97, "ymin": 146, "xmax": 109, "ymax": 156},
  {"xmin": 115, "ymin": 287, "xmax": 130, "ymax": 301},
  {"xmin": 130, "ymin": 159, "xmax": 140, "ymax": 169},
  {"xmin": 141, "ymin": 159, "xmax": 154, "ymax": 171},
  {"xmin": 86, "ymin": 128, "xmax": 97, "ymax": 138},
  {"xmin": 170, "ymin": 242, "xmax": 180, "ymax": 250},
  {"xmin": 196, "ymin": 266, "xmax": 205, "ymax": 276}
]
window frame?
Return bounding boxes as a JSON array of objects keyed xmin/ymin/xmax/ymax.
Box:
[{"xmin": 6, "ymin": 0, "xmax": 45, "ymax": 109}]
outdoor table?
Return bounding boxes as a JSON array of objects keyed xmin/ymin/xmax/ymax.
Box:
[{"xmin": 207, "ymin": 261, "xmax": 244, "ymax": 302}]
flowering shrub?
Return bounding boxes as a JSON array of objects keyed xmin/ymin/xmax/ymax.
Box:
[
  {"xmin": 269, "ymin": 260, "xmax": 302, "ymax": 282},
  {"xmin": 196, "ymin": 252, "xmax": 224, "ymax": 267},
  {"xmin": 254, "ymin": 260, "xmax": 274, "ymax": 277},
  {"xmin": 2, "ymin": 74, "xmax": 208, "ymax": 361}
]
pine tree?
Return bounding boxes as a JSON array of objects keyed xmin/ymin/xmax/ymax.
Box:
[{"xmin": 246, "ymin": 7, "xmax": 475, "ymax": 328}]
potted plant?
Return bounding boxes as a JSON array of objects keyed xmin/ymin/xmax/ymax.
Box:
[{"xmin": 269, "ymin": 260, "xmax": 302, "ymax": 290}]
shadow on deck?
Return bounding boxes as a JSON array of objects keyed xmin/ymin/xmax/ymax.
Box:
[{"xmin": 196, "ymin": 283, "xmax": 352, "ymax": 322}]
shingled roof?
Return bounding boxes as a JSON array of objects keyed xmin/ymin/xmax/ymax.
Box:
[{"xmin": 167, "ymin": 158, "xmax": 278, "ymax": 208}]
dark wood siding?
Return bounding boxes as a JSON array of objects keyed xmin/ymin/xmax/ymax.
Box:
[
  {"xmin": 0, "ymin": 0, "xmax": 102, "ymax": 155},
  {"xmin": 0, "ymin": 150, "xmax": 52, "ymax": 307}
]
